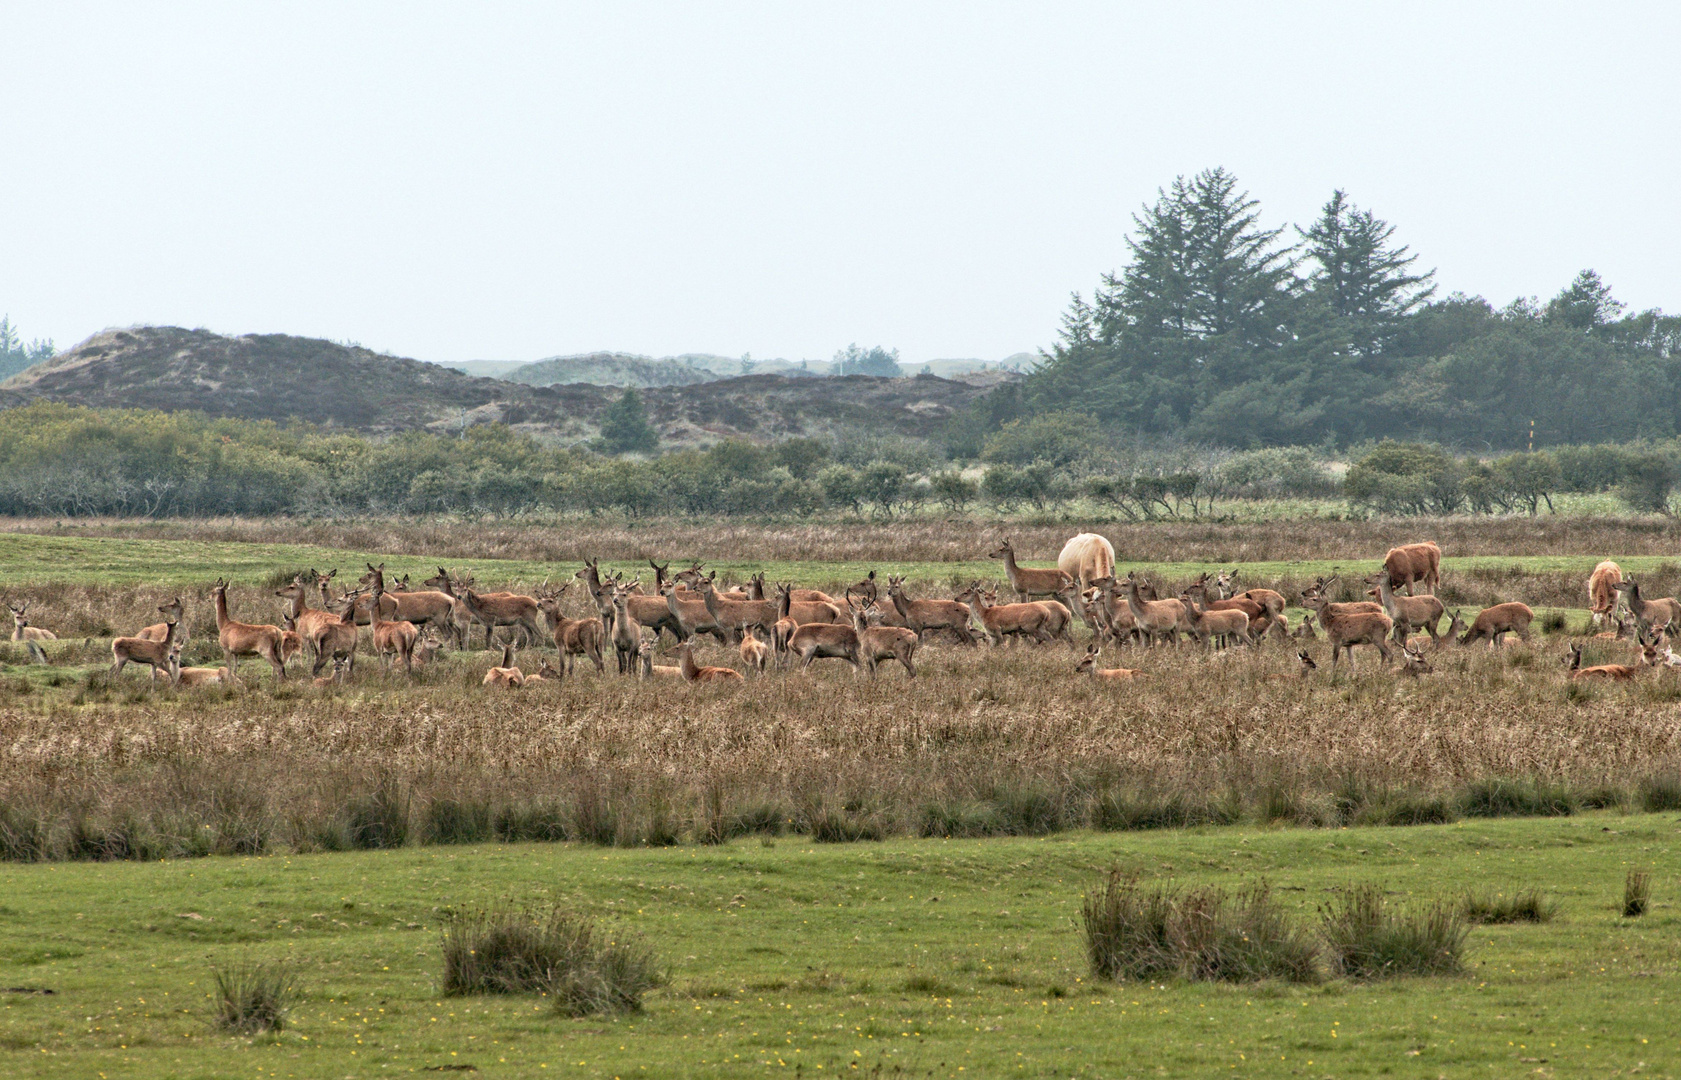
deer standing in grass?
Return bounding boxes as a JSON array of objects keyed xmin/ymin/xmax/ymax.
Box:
[
  {"xmin": 482, "ymin": 643, "xmax": 524, "ymax": 687},
  {"xmin": 1364, "ymin": 570, "xmax": 1446, "ymax": 644},
  {"xmin": 848, "ymin": 599, "xmax": 918, "ymax": 678},
  {"xmin": 883, "ymin": 576, "xmax": 976, "ymax": 645},
  {"xmin": 111, "ymin": 599, "xmax": 183, "ymax": 679},
  {"xmin": 989, "ymin": 539, "xmax": 1073, "ymax": 602},
  {"xmin": 361, "ymin": 564, "xmax": 420, "ymax": 674},
  {"xmin": 1213, "ymin": 570, "xmax": 1288, "ymax": 623},
  {"xmin": 590, "ymin": 559, "xmax": 703, "ymax": 643},
  {"xmin": 1122, "ymin": 571, "xmax": 1187, "ymax": 647},
  {"xmin": 1588, "ymin": 560, "xmax": 1624, "ymax": 627},
  {"xmin": 610, "ymin": 585, "xmax": 644, "ymax": 675},
  {"xmin": 953, "ymin": 582, "xmax": 1053, "ymax": 646},
  {"xmin": 8, "ymin": 601, "xmax": 55, "ymax": 664},
  {"xmin": 678, "ymin": 640, "xmax": 745, "ymax": 683},
  {"xmin": 1614, "ymin": 579, "xmax": 1680, "ymax": 638},
  {"xmin": 536, "ymin": 584, "xmax": 606, "ymax": 676},
  {"xmin": 695, "ymin": 573, "xmax": 778, "ymax": 644},
  {"xmin": 785, "ymin": 615, "xmax": 861, "ymax": 671},
  {"xmin": 211, "ymin": 579, "xmax": 287, "ymax": 681},
  {"xmin": 1180, "ymin": 582, "xmax": 1252, "ymax": 648},
  {"xmin": 452, "ymin": 577, "xmax": 544, "ymax": 651},
  {"xmin": 1300, "ymin": 583, "xmax": 1393, "ymax": 675},
  {"xmin": 1074, "ymin": 643, "xmax": 1143, "ymax": 680},
  {"xmin": 1457, "ymin": 602, "xmax": 1535, "ymax": 647},
  {"xmin": 739, "ymin": 627, "xmax": 771, "ymax": 674}
]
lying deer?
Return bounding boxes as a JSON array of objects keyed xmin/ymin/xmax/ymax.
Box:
[
  {"xmin": 639, "ymin": 637, "xmax": 683, "ymax": 679},
  {"xmin": 1074, "ymin": 643, "xmax": 1143, "ymax": 680},
  {"xmin": 168, "ymin": 639, "xmax": 233, "ymax": 687},
  {"xmin": 678, "ymin": 640, "xmax": 744, "ymax": 684},
  {"xmin": 1567, "ymin": 638, "xmax": 1660, "ymax": 681},
  {"xmin": 8, "ymin": 601, "xmax": 56, "ymax": 665},
  {"xmin": 1263, "ymin": 650, "xmax": 1318, "ymax": 681},
  {"xmin": 482, "ymin": 644, "xmax": 524, "ymax": 687}
]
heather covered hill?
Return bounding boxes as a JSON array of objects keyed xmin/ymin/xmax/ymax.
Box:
[{"xmin": 504, "ymin": 351, "xmax": 721, "ymax": 389}]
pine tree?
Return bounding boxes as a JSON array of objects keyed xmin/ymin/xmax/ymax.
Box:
[
  {"xmin": 1299, "ymin": 190, "xmax": 1434, "ymax": 352},
  {"xmin": 597, "ymin": 388, "xmax": 659, "ymax": 455},
  {"xmin": 1544, "ymin": 269, "xmax": 1624, "ymax": 331}
]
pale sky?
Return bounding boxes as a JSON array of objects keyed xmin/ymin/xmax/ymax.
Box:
[{"xmin": 3, "ymin": 2, "xmax": 1677, "ymax": 365}]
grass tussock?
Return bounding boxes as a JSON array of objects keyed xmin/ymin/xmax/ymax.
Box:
[
  {"xmin": 211, "ymin": 961, "xmax": 296, "ymax": 1035},
  {"xmin": 1320, "ymin": 884, "xmax": 1467, "ymax": 979},
  {"xmin": 1624, "ymin": 871, "xmax": 1650, "ymax": 918},
  {"xmin": 1461, "ymin": 887, "xmax": 1559, "ymax": 924},
  {"xmin": 441, "ymin": 905, "xmax": 664, "ymax": 1016}
]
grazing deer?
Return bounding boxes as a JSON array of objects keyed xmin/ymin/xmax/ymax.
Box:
[
  {"xmin": 1300, "ymin": 585, "xmax": 1393, "ymax": 675},
  {"xmin": 1264, "ymin": 650, "xmax": 1318, "ymax": 681},
  {"xmin": 988, "ymin": 539, "xmax": 1073, "ymax": 602},
  {"xmin": 848, "ymin": 599, "xmax": 918, "ymax": 678},
  {"xmin": 1121, "ymin": 571, "xmax": 1187, "ymax": 647},
  {"xmin": 1074, "ymin": 643, "xmax": 1143, "ymax": 680},
  {"xmin": 953, "ymin": 582, "xmax": 1053, "ymax": 646},
  {"xmin": 1057, "ymin": 533, "xmax": 1116, "ymax": 590},
  {"xmin": 111, "ymin": 599, "xmax": 183, "ymax": 679},
  {"xmin": 739, "ymin": 626, "xmax": 771, "ymax": 674},
  {"xmin": 639, "ymin": 637, "xmax": 683, "ymax": 679},
  {"xmin": 1613, "ymin": 578, "xmax": 1680, "ymax": 638},
  {"xmin": 610, "ymin": 585, "xmax": 644, "ymax": 675},
  {"xmin": 1180, "ymin": 582, "xmax": 1253, "ymax": 649},
  {"xmin": 536, "ymin": 584, "xmax": 607, "ymax": 676},
  {"xmin": 361, "ymin": 565, "xmax": 420, "ymax": 674},
  {"xmin": 8, "ymin": 601, "xmax": 56, "ymax": 664},
  {"xmin": 678, "ymin": 640, "xmax": 745, "ymax": 684},
  {"xmin": 482, "ymin": 643, "xmax": 524, "ymax": 687},
  {"xmin": 210, "ymin": 579, "xmax": 287, "ymax": 681},
  {"xmin": 1458, "ymin": 602, "xmax": 1534, "ymax": 647},
  {"xmin": 1399, "ymin": 643, "xmax": 1433, "ymax": 677},
  {"xmin": 1588, "ymin": 560, "xmax": 1624, "ymax": 627},
  {"xmin": 1364, "ymin": 570, "xmax": 1446, "ymax": 644},
  {"xmin": 1383, "ymin": 542, "xmax": 1442, "ymax": 595}
]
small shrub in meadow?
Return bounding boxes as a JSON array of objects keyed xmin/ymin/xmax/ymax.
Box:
[
  {"xmin": 1624, "ymin": 871, "xmax": 1650, "ymax": 918},
  {"xmin": 1462, "ymin": 887, "xmax": 1558, "ymax": 924},
  {"xmin": 441, "ymin": 905, "xmax": 664, "ymax": 1016},
  {"xmin": 1172, "ymin": 883, "xmax": 1320, "ymax": 984},
  {"xmin": 211, "ymin": 961, "xmax": 296, "ymax": 1034},
  {"xmin": 1321, "ymin": 884, "xmax": 1467, "ymax": 978},
  {"xmin": 1637, "ymin": 773, "xmax": 1681, "ymax": 812},
  {"xmin": 1082, "ymin": 870, "xmax": 1178, "ymax": 982}
]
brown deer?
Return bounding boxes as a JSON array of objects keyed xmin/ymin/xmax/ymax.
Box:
[
  {"xmin": 1121, "ymin": 571, "xmax": 1187, "ymax": 647},
  {"xmin": 536, "ymin": 585, "xmax": 607, "ymax": 676},
  {"xmin": 111, "ymin": 599, "xmax": 183, "ymax": 679},
  {"xmin": 610, "ymin": 584, "xmax": 643, "ymax": 675},
  {"xmin": 1090, "ymin": 576, "xmax": 1143, "ymax": 647},
  {"xmin": 311, "ymin": 654, "xmax": 351, "ymax": 688},
  {"xmin": 482, "ymin": 643, "xmax": 524, "ymax": 687},
  {"xmin": 988, "ymin": 538, "xmax": 1073, "ymax": 602},
  {"xmin": 522, "ymin": 658, "xmax": 563, "ymax": 684},
  {"xmin": 739, "ymin": 626, "xmax": 771, "ymax": 674},
  {"xmin": 1593, "ymin": 615, "xmax": 1638, "ymax": 644},
  {"xmin": 1074, "ymin": 643, "xmax": 1143, "ymax": 680},
  {"xmin": 785, "ymin": 617, "xmax": 862, "ymax": 671},
  {"xmin": 589, "ymin": 559, "xmax": 701, "ymax": 643},
  {"xmin": 953, "ymin": 582, "xmax": 1053, "ymax": 646},
  {"xmin": 8, "ymin": 601, "xmax": 55, "ymax": 664},
  {"xmin": 639, "ymin": 637, "xmax": 683, "ymax": 679},
  {"xmin": 1212, "ymin": 570, "xmax": 1287, "ymax": 621},
  {"xmin": 168, "ymin": 638, "xmax": 233, "ymax": 687},
  {"xmin": 210, "ymin": 579, "xmax": 287, "ymax": 680},
  {"xmin": 1436, "ymin": 609, "xmax": 1468, "ymax": 648},
  {"xmin": 1190, "ymin": 573, "xmax": 1267, "ymax": 621},
  {"xmin": 845, "ymin": 570, "xmax": 880, "ymax": 606},
  {"xmin": 1180, "ymin": 583, "xmax": 1252, "ymax": 648},
  {"xmin": 360, "ymin": 565, "xmax": 419, "ymax": 673},
  {"xmin": 848, "ymin": 600, "xmax": 918, "ymax": 678},
  {"xmin": 745, "ymin": 571, "xmax": 837, "ymax": 606},
  {"xmin": 450, "ymin": 577, "xmax": 544, "ymax": 651},
  {"xmin": 1264, "ymin": 650, "xmax": 1318, "ymax": 681},
  {"xmin": 772, "ymin": 582, "xmax": 844, "ymax": 627},
  {"xmin": 276, "ymin": 575, "xmax": 345, "ymax": 664},
  {"xmin": 658, "ymin": 578, "xmax": 729, "ymax": 643},
  {"xmin": 1364, "ymin": 570, "xmax": 1446, "ymax": 644},
  {"xmin": 276, "ymin": 614, "xmax": 304, "ymax": 670},
  {"xmin": 1300, "ymin": 586, "xmax": 1393, "ymax": 675},
  {"xmin": 1300, "ymin": 577, "xmax": 1385, "ymax": 618},
  {"xmin": 1588, "ymin": 560, "xmax": 1624, "ymax": 627},
  {"xmin": 1614, "ymin": 578, "xmax": 1680, "ymax": 637},
  {"xmin": 1291, "ymin": 613, "xmax": 1318, "ymax": 641},
  {"xmin": 1399, "ymin": 643, "xmax": 1433, "ymax": 677},
  {"xmin": 1567, "ymin": 638, "xmax": 1659, "ymax": 681},
  {"xmin": 678, "ymin": 640, "xmax": 745, "ymax": 683},
  {"xmin": 1383, "ymin": 542, "xmax": 1441, "ymax": 595},
  {"xmin": 696, "ymin": 573, "xmax": 779, "ymax": 642},
  {"xmin": 1458, "ymin": 602, "xmax": 1535, "ymax": 647}
]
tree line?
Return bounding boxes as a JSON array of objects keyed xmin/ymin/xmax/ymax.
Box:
[
  {"xmin": 955, "ymin": 168, "xmax": 1681, "ymax": 452},
  {"xmin": 3, "ymin": 402, "xmax": 1679, "ymax": 521}
]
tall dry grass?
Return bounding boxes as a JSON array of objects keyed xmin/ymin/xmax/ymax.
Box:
[{"xmin": 1, "ymin": 634, "xmax": 1679, "ymax": 861}]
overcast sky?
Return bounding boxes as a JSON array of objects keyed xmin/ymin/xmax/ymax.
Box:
[{"xmin": 3, "ymin": 2, "xmax": 1677, "ymax": 365}]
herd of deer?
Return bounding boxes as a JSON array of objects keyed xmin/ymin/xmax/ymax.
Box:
[{"xmin": 11, "ymin": 535, "xmax": 1681, "ymax": 690}]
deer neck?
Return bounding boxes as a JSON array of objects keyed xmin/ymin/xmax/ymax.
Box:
[
  {"xmin": 702, "ymin": 587, "xmax": 723, "ymax": 618},
  {"xmin": 10, "ymin": 619, "xmax": 21, "ymax": 642},
  {"xmin": 680, "ymin": 644, "xmax": 700, "ymax": 678},
  {"xmin": 890, "ymin": 590, "xmax": 911, "ymax": 617},
  {"xmin": 778, "ymin": 591, "xmax": 791, "ymax": 618},
  {"xmin": 213, "ymin": 589, "xmax": 231, "ymax": 628}
]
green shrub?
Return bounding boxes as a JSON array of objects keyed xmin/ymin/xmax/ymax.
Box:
[
  {"xmin": 1624, "ymin": 871, "xmax": 1650, "ymax": 918},
  {"xmin": 441, "ymin": 906, "xmax": 663, "ymax": 1016},
  {"xmin": 1637, "ymin": 773, "xmax": 1681, "ymax": 812},
  {"xmin": 1082, "ymin": 870, "xmax": 1179, "ymax": 982},
  {"xmin": 211, "ymin": 962, "xmax": 296, "ymax": 1034},
  {"xmin": 1462, "ymin": 887, "xmax": 1558, "ymax": 924},
  {"xmin": 1457, "ymin": 777, "xmax": 1574, "ymax": 818},
  {"xmin": 1320, "ymin": 884, "xmax": 1467, "ymax": 978}
]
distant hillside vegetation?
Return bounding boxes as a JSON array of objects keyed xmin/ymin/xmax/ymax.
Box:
[
  {"xmin": 506, "ymin": 352, "xmax": 721, "ymax": 388},
  {"xmin": 0, "ymin": 326, "xmax": 1001, "ymax": 447}
]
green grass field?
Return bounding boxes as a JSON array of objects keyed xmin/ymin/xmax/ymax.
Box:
[{"xmin": 0, "ymin": 815, "xmax": 1675, "ymax": 1078}]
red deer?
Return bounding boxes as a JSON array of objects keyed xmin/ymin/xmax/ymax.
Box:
[
  {"xmin": 310, "ymin": 653, "xmax": 351, "ymax": 688},
  {"xmin": 1593, "ymin": 615, "xmax": 1637, "ymax": 644},
  {"xmin": 482, "ymin": 643, "xmax": 524, "ymax": 687},
  {"xmin": 1383, "ymin": 542, "xmax": 1441, "ymax": 596},
  {"xmin": 8, "ymin": 601, "xmax": 55, "ymax": 664},
  {"xmin": 522, "ymin": 658, "xmax": 563, "ymax": 684},
  {"xmin": 1057, "ymin": 533, "xmax": 1116, "ymax": 589},
  {"xmin": 848, "ymin": 600, "xmax": 918, "ymax": 678},
  {"xmin": 450, "ymin": 577, "xmax": 544, "ymax": 651},
  {"xmin": 1213, "ymin": 570, "xmax": 1287, "ymax": 622},
  {"xmin": 678, "ymin": 640, "xmax": 745, "ymax": 684},
  {"xmin": 111, "ymin": 599, "xmax": 183, "ymax": 679},
  {"xmin": 1090, "ymin": 576, "xmax": 1143, "ymax": 647},
  {"xmin": 1301, "ymin": 577, "xmax": 1384, "ymax": 617},
  {"xmin": 771, "ymin": 582, "xmax": 844, "ymax": 626},
  {"xmin": 1613, "ymin": 578, "xmax": 1681, "ymax": 637},
  {"xmin": 953, "ymin": 582, "xmax": 1053, "ymax": 646},
  {"xmin": 1458, "ymin": 602, "xmax": 1534, "ymax": 647},
  {"xmin": 168, "ymin": 638, "xmax": 233, "ymax": 687},
  {"xmin": 277, "ymin": 575, "xmax": 345, "ymax": 663},
  {"xmin": 276, "ymin": 615, "xmax": 304, "ymax": 670},
  {"xmin": 1263, "ymin": 650, "xmax": 1318, "ymax": 681},
  {"xmin": 1074, "ymin": 643, "xmax": 1143, "ymax": 680},
  {"xmin": 419, "ymin": 568, "xmax": 480, "ymax": 649},
  {"xmin": 739, "ymin": 626, "xmax": 771, "ymax": 674},
  {"xmin": 1291, "ymin": 614, "xmax": 1318, "ymax": 641},
  {"xmin": 536, "ymin": 584, "xmax": 607, "ymax": 676},
  {"xmin": 1363, "ymin": 570, "xmax": 1446, "ymax": 643},
  {"xmin": 610, "ymin": 585, "xmax": 643, "ymax": 675},
  {"xmin": 1587, "ymin": 560, "xmax": 1624, "ymax": 627},
  {"xmin": 639, "ymin": 637, "xmax": 683, "ymax": 679},
  {"xmin": 1180, "ymin": 583, "xmax": 1253, "ymax": 648},
  {"xmin": 696, "ymin": 574, "xmax": 779, "ymax": 642},
  {"xmin": 1399, "ymin": 643, "xmax": 1433, "ymax": 677},
  {"xmin": 1567, "ymin": 638, "xmax": 1659, "ymax": 681},
  {"xmin": 211, "ymin": 579, "xmax": 287, "ymax": 681},
  {"xmin": 989, "ymin": 539, "xmax": 1073, "ymax": 602},
  {"xmin": 1121, "ymin": 571, "xmax": 1188, "ymax": 647},
  {"xmin": 845, "ymin": 570, "xmax": 880, "ymax": 606},
  {"xmin": 1300, "ymin": 587, "xmax": 1393, "ymax": 675},
  {"xmin": 785, "ymin": 617, "xmax": 862, "ymax": 671},
  {"xmin": 658, "ymin": 579, "xmax": 728, "ymax": 644},
  {"xmin": 588, "ymin": 559, "xmax": 702, "ymax": 643},
  {"xmin": 362, "ymin": 566, "xmax": 420, "ymax": 674},
  {"xmin": 746, "ymin": 571, "xmax": 837, "ymax": 606}
]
